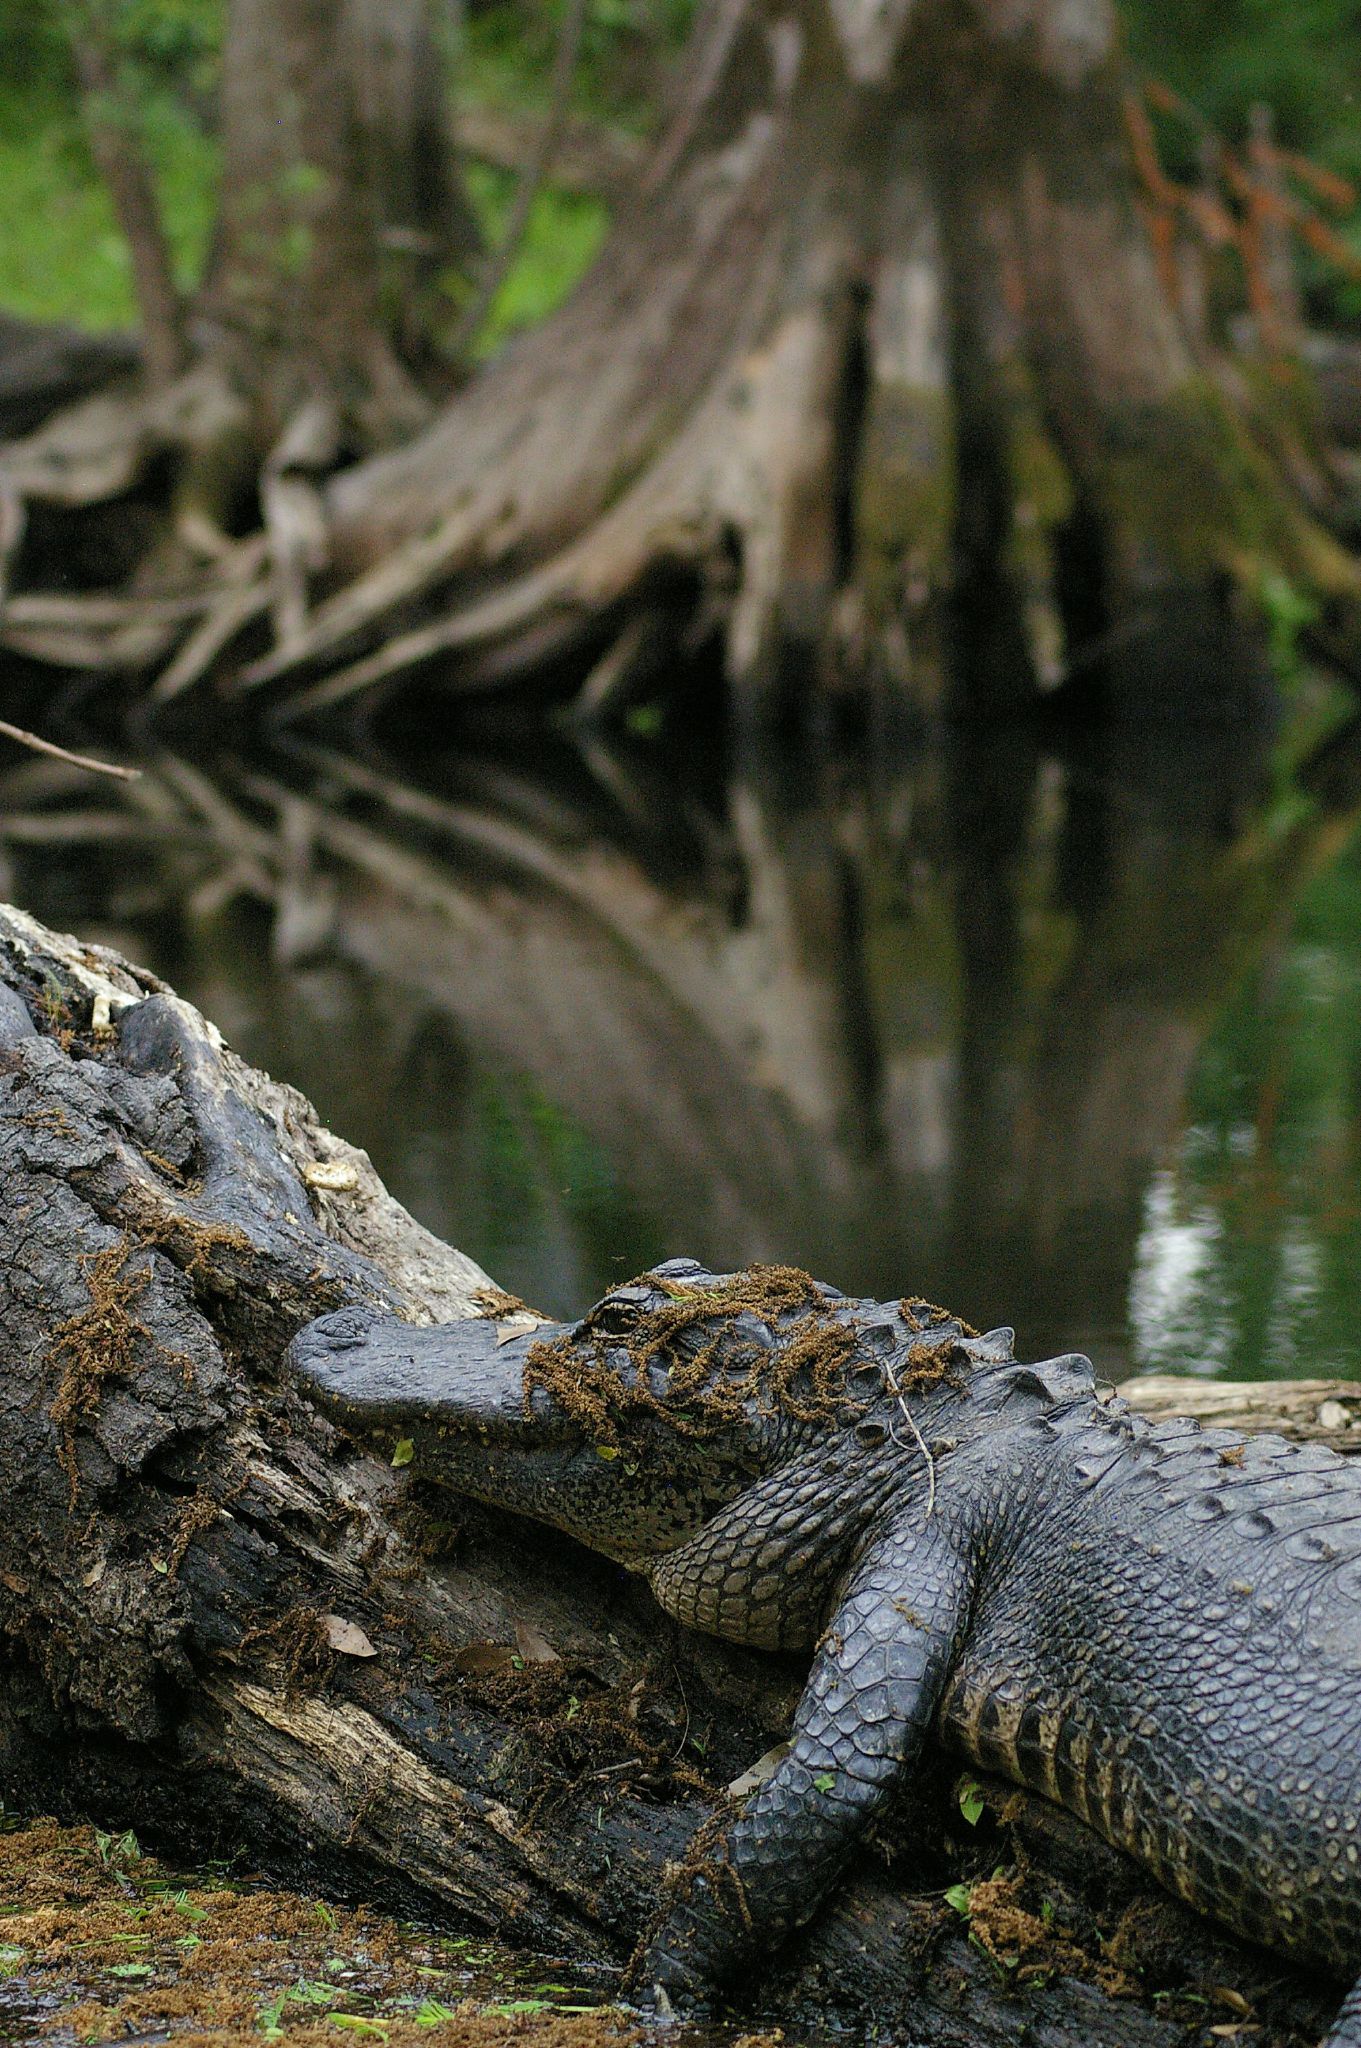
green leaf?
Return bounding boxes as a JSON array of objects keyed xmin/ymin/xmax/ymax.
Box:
[
  {"xmin": 314, "ymin": 1901, "xmax": 338, "ymax": 1931},
  {"xmin": 289, "ymin": 1980, "xmax": 340, "ymax": 2007},
  {"xmin": 813, "ymin": 1772, "xmax": 835, "ymax": 1793},
  {"xmin": 944, "ymin": 1883, "xmax": 973, "ymax": 1917},
  {"xmin": 108, "ymin": 1962, "xmax": 155, "ymax": 1979},
  {"xmin": 258, "ymin": 1987, "xmax": 288, "ymax": 2037},
  {"xmin": 391, "ymin": 1439, "xmax": 415, "ymax": 1468},
  {"xmin": 482, "ymin": 1999, "xmax": 550, "ymax": 2016},
  {"xmin": 415, "ymin": 2000, "xmax": 462, "ymax": 2026},
  {"xmin": 958, "ymin": 1777, "xmax": 986, "ymax": 1827},
  {"xmin": 328, "ymin": 2016, "xmax": 390, "ymax": 2034}
]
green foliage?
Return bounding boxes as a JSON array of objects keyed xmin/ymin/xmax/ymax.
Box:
[
  {"xmin": 0, "ymin": 0, "xmax": 612, "ymax": 347},
  {"xmin": 461, "ymin": 163, "xmax": 607, "ymax": 357},
  {"xmin": 1259, "ymin": 569, "xmax": 1322, "ymax": 686},
  {"xmin": 0, "ymin": 0, "xmax": 217, "ymax": 330},
  {"xmin": 465, "ymin": 0, "xmax": 693, "ymax": 133}
]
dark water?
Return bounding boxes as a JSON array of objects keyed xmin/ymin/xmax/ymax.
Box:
[{"xmin": 7, "ymin": 704, "xmax": 1361, "ymax": 1383}]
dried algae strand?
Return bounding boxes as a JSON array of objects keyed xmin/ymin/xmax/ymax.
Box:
[
  {"xmin": 470, "ymin": 1284, "xmax": 534, "ymax": 1319},
  {"xmin": 47, "ymin": 1242, "xmax": 192, "ymax": 1505},
  {"xmin": 525, "ymin": 1264, "xmax": 888, "ymax": 1448}
]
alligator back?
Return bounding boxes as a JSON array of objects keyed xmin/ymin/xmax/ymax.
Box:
[{"xmin": 937, "ymin": 1400, "xmax": 1361, "ymax": 1970}]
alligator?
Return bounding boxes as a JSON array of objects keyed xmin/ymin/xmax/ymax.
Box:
[{"xmin": 288, "ymin": 1257, "xmax": 1361, "ymax": 2045}]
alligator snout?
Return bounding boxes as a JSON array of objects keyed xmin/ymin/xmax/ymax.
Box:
[{"xmin": 287, "ymin": 1306, "xmax": 562, "ymax": 1435}]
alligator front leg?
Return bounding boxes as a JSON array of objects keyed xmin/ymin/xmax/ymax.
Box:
[{"xmin": 631, "ymin": 1517, "xmax": 973, "ymax": 2009}]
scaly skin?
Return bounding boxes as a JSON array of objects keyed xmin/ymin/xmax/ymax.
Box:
[{"xmin": 288, "ymin": 1260, "xmax": 1361, "ymax": 2047}]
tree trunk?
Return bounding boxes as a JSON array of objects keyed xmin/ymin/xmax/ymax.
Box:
[
  {"xmin": 231, "ymin": 0, "xmax": 1361, "ymax": 725},
  {"xmin": 0, "ymin": 898, "xmax": 1351, "ymax": 2048},
  {"xmin": 4, "ymin": 0, "xmax": 1358, "ymax": 718},
  {"xmin": 205, "ymin": 0, "xmax": 467, "ymax": 450},
  {"xmin": 69, "ymin": 30, "xmax": 186, "ymax": 390}
]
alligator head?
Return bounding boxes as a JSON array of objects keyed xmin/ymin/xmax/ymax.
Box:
[
  {"xmin": 287, "ymin": 1258, "xmax": 1084, "ymax": 1571},
  {"xmin": 295, "ymin": 1260, "xmax": 906, "ymax": 1560}
]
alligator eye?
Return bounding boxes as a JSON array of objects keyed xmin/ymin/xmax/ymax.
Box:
[{"xmin": 855, "ymin": 1419, "xmax": 888, "ymax": 1446}]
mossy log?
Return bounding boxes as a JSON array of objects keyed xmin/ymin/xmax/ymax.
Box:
[{"xmin": 0, "ymin": 899, "xmax": 1350, "ymax": 2046}]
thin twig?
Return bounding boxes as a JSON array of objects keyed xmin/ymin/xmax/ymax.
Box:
[
  {"xmin": 0, "ymin": 720, "xmax": 140, "ymax": 781},
  {"xmin": 882, "ymin": 1354, "xmax": 937, "ymax": 1517},
  {"xmin": 451, "ymin": 0, "xmax": 589, "ymax": 358}
]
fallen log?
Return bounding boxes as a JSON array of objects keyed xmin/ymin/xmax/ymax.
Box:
[
  {"xmin": 0, "ymin": 899, "xmax": 1350, "ymax": 2046},
  {"xmin": 0, "ymin": 312, "xmax": 139, "ymax": 444}
]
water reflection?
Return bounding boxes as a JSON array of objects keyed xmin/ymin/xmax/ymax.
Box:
[{"xmin": 5, "ymin": 710, "xmax": 1361, "ymax": 1381}]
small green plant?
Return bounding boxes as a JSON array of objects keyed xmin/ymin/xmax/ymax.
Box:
[
  {"xmin": 258, "ymin": 1987, "xmax": 288, "ymax": 2039},
  {"xmin": 94, "ymin": 1828, "xmax": 142, "ymax": 1868},
  {"xmin": 414, "ymin": 2000, "xmax": 461, "ymax": 2026},
  {"xmin": 957, "ymin": 1776, "xmax": 986, "ymax": 1826}
]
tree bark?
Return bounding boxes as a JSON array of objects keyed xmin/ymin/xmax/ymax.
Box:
[
  {"xmin": 205, "ymin": 0, "xmax": 437, "ymax": 450},
  {"xmin": 215, "ymin": 0, "xmax": 1361, "ymax": 724},
  {"xmin": 0, "ymin": 898, "xmax": 1351, "ymax": 2047},
  {"xmin": 4, "ymin": 0, "xmax": 1358, "ymax": 718}
]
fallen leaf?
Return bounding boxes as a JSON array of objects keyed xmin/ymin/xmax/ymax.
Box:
[
  {"xmin": 514, "ymin": 1621, "xmax": 560, "ymax": 1666},
  {"xmin": 451, "ymin": 1642, "xmax": 521, "ymax": 1676},
  {"xmin": 495, "ymin": 1313, "xmax": 551, "ymax": 1346},
  {"xmin": 728, "ymin": 1742, "xmax": 790, "ymax": 1798},
  {"xmin": 391, "ymin": 1438, "xmax": 415, "ymax": 1468},
  {"xmin": 323, "ymin": 1615, "xmax": 377, "ymax": 1658}
]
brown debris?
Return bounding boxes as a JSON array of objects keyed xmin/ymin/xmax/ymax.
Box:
[
  {"xmin": 901, "ymin": 1297, "xmax": 979, "ymax": 1338},
  {"xmin": 964, "ymin": 1870, "xmax": 1123, "ymax": 1992},
  {"xmin": 471, "ymin": 1285, "xmax": 535, "ymax": 1320},
  {"xmin": 46, "ymin": 1241, "xmax": 192, "ymax": 1504},
  {"xmin": 0, "ymin": 1819, "xmax": 639, "ymax": 2048},
  {"xmin": 238, "ymin": 1603, "xmax": 334, "ymax": 1696},
  {"xmin": 524, "ymin": 1264, "xmax": 928, "ymax": 1450},
  {"xmin": 447, "ymin": 1656, "xmax": 718, "ymax": 1816},
  {"xmin": 165, "ymin": 1488, "xmax": 222, "ymax": 1575}
]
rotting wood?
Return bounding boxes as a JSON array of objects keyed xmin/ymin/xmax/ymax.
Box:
[{"xmin": 0, "ymin": 899, "xmax": 1352, "ymax": 2047}]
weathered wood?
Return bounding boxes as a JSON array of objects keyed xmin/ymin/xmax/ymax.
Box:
[
  {"xmin": 0, "ymin": 901, "xmax": 1346, "ymax": 2045},
  {"xmin": 0, "ymin": 312, "xmax": 139, "ymax": 443},
  {"xmin": 1125, "ymin": 1373, "xmax": 1361, "ymax": 1450}
]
